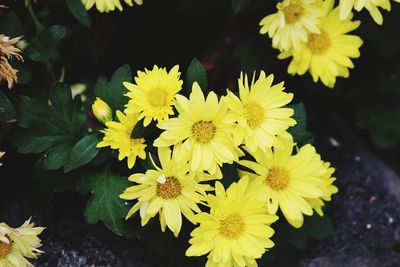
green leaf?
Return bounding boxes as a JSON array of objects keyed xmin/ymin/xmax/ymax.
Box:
[
  {"xmin": 232, "ymin": 0, "xmax": 250, "ymax": 14},
  {"xmin": 41, "ymin": 143, "xmax": 73, "ymax": 170},
  {"xmin": 12, "ymin": 83, "xmax": 87, "ymax": 170},
  {"xmin": 220, "ymin": 163, "xmax": 240, "ymax": 188},
  {"xmin": 0, "ymin": 11, "xmax": 25, "ymax": 37},
  {"xmin": 66, "ymin": 0, "xmax": 91, "ymax": 28},
  {"xmin": 14, "ymin": 62, "xmax": 32, "ymax": 85},
  {"xmin": 77, "ymin": 169, "xmax": 130, "ymax": 235},
  {"xmin": 12, "ymin": 131, "xmax": 69, "ymax": 154},
  {"xmin": 356, "ymin": 100, "xmax": 400, "ymax": 150},
  {"xmin": 0, "ymin": 91, "xmax": 17, "ymax": 122},
  {"xmin": 281, "ymin": 214, "xmax": 335, "ymax": 250},
  {"xmin": 288, "ymin": 103, "xmax": 314, "ymax": 146},
  {"xmin": 94, "ymin": 65, "xmax": 132, "ymax": 111},
  {"xmin": 233, "ymin": 36, "xmax": 273, "ymax": 75},
  {"xmin": 50, "ymin": 82, "xmax": 74, "ymax": 122},
  {"xmin": 186, "ymin": 58, "xmax": 208, "ymax": 95},
  {"xmin": 25, "ymin": 25, "xmax": 68, "ymax": 63},
  {"xmin": 130, "ymin": 120, "xmax": 146, "ymax": 139},
  {"xmin": 64, "ymin": 134, "xmax": 100, "ymax": 173}
]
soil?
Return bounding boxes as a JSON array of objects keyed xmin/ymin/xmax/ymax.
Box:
[{"xmin": 1, "ymin": 115, "xmax": 399, "ymax": 267}]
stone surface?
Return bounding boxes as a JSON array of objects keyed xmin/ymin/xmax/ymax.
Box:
[{"xmin": 299, "ymin": 118, "xmax": 400, "ymax": 267}]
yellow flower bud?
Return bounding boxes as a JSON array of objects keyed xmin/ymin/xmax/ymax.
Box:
[{"xmin": 92, "ymin": 97, "xmax": 112, "ymax": 124}]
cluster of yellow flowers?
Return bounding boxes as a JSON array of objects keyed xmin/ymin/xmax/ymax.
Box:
[
  {"xmin": 93, "ymin": 65, "xmax": 338, "ymax": 266},
  {"xmin": 81, "ymin": 0, "xmax": 143, "ymax": 13},
  {"xmin": 0, "ymin": 218, "xmax": 44, "ymax": 267},
  {"xmin": 260, "ymin": 0, "xmax": 398, "ymax": 88}
]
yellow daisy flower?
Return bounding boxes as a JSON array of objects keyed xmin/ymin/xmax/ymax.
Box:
[
  {"xmin": 0, "ymin": 218, "xmax": 45, "ymax": 267},
  {"xmin": 224, "ymin": 71, "xmax": 296, "ymax": 153},
  {"xmin": 259, "ymin": 0, "xmax": 324, "ymax": 51},
  {"xmin": 97, "ymin": 110, "xmax": 146, "ymax": 169},
  {"xmin": 81, "ymin": 0, "xmax": 143, "ymax": 13},
  {"xmin": 278, "ymin": 0, "xmax": 363, "ymax": 88},
  {"xmin": 120, "ymin": 147, "xmax": 210, "ymax": 237},
  {"xmin": 124, "ymin": 65, "xmax": 183, "ymax": 127},
  {"xmin": 186, "ymin": 176, "xmax": 278, "ymax": 267},
  {"xmin": 307, "ymin": 161, "xmax": 338, "ymax": 216},
  {"xmin": 153, "ymin": 82, "xmax": 240, "ymax": 178},
  {"xmin": 239, "ymin": 134, "xmax": 328, "ymax": 228},
  {"xmin": 339, "ymin": 0, "xmax": 400, "ymax": 25}
]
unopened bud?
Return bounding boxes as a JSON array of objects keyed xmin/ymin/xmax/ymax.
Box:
[{"xmin": 92, "ymin": 97, "xmax": 112, "ymax": 124}]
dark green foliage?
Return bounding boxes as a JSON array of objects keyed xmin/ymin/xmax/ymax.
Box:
[
  {"xmin": 94, "ymin": 65, "xmax": 132, "ymax": 112},
  {"xmin": 220, "ymin": 163, "xmax": 240, "ymax": 187},
  {"xmin": 185, "ymin": 58, "xmax": 208, "ymax": 95},
  {"xmin": 0, "ymin": 91, "xmax": 17, "ymax": 122},
  {"xmin": 232, "ymin": 0, "xmax": 250, "ymax": 14},
  {"xmin": 233, "ymin": 36, "xmax": 274, "ymax": 75},
  {"xmin": 64, "ymin": 134, "xmax": 100, "ymax": 173},
  {"xmin": 25, "ymin": 25, "xmax": 68, "ymax": 63},
  {"xmin": 12, "ymin": 82, "xmax": 92, "ymax": 171},
  {"xmin": 66, "ymin": 0, "xmax": 91, "ymax": 28},
  {"xmin": 357, "ymin": 101, "xmax": 400, "ymax": 150},
  {"xmin": 0, "ymin": 11, "xmax": 25, "ymax": 37},
  {"xmin": 280, "ymin": 214, "xmax": 335, "ymax": 250},
  {"xmin": 288, "ymin": 103, "xmax": 314, "ymax": 146},
  {"xmin": 77, "ymin": 169, "xmax": 131, "ymax": 235}
]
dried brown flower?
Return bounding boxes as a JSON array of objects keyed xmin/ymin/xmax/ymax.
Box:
[{"xmin": 0, "ymin": 35, "xmax": 24, "ymax": 89}]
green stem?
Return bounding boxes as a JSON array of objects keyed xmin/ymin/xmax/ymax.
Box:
[{"xmin": 28, "ymin": 3, "xmax": 44, "ymax": 33}]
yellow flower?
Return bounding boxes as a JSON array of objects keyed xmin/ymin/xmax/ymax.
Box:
[
  {"xmin": 186, "ymin": 177, "xmax": 278, "ymax": 267},
  {"xmin": 307, "ymin": 161, "xmax": 338, "ymax": 216},
  {"xmin": 278, "ymin": 0, "xmax": 363, "ymax": 88},
  {"xmin": 92, "ymin": 97, "xmax": 112, "ymax": 124},
  {"xmin": 124, "ymin": 65, "xmax": 183, "ymax": 127},
  {"xmin": 81, "ymin": 0, "xmax": 143, "ymax": 13},
  {"xmin": 259, "ymin": 0, "xmax": 324, "ymax": 51},
  {"xmin": 97, "ymin": 110, "xmax": 146, "ymax": 168},
  {"xmin": 0, "ymin": 35, "xmax": 23, "ymax": 89},
  {"xmin": 224, "ymin": 71, "xmax": 296, "ymax": 153},
  {"xmin": 239, "ymin": 134, "xmax": 331, "ymax": 228},
  {"xmin": 154, "ymin": 82, "xmax": 240, "ymax": 178},
  {"xmin": 339, "ymin": 0, "xmax": 400, "ymax": 25},
  {"xmin": 0, "ymin": 218, "xmax": 45, "ymax": 267},
  {"xmin": 120, "ymin": 147, "xmax": 210, "ymax": 237}
]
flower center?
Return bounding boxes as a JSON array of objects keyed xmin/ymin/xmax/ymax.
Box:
[
  {"xmin": 192, "ymin": 121, "xmax": 216, "ymax": 144},
  {"xmin": 244, "ymin": 103, "xmax": 265, "ymax": 129},
  {"xmin": 157, "ymin": 177, "xmax": 182, "ymax": 199},
  {"xmin": 219, "ymin": 213, "xmax": 245, "ymax": 239},
  {"xmin": 132, "ymin": 138, "xmax": 145, "ymax": 145},
  {"xmin": 0, "ymin": 240, "xmax": 11, "ymax": 259},
  {"xmin": 149, "ymin": 89, "xmax": 168, "ymax": 107},
  {"xmin": 308, "ymin": 31, "xmax": 330, "ymax": 54},
  {"xmin": 283, "ymin": 2, "xmax": 304, "ymax": 24},
  {"xmin": 266, "ymin": 167, "xmax": 290, "ymax": 190}
]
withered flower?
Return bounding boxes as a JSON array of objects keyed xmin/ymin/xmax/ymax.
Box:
[{"xmin": 0, "ymin": 35, "xmax": 23, "ymax": 89}]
